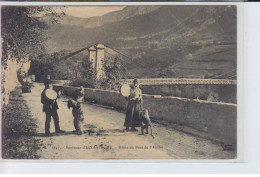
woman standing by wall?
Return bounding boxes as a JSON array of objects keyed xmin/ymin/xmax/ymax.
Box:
[{"xmin": 124, "ymin": 79, "xmax": 143, "ymax": 131}]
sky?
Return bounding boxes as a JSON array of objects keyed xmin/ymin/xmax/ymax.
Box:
[{"xmin": 63, "ymin": 6, "xmax": 125, "ymax": 18}]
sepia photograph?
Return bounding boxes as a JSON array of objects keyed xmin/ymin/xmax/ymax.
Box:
[{"xmin": 1, "ymin": 5, "xmax": 237, "ymax": 160}]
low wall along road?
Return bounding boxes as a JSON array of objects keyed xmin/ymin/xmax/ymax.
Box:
[{"xmin": 53, "ymin": 85, "xmax": 237, "ymax": 145}]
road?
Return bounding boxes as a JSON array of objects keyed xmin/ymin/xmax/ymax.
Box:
[{"xmin": 22, "ymin": 83, "xmax": 235, "ymax": 159}]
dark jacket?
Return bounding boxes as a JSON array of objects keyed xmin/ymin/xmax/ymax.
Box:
[{"xmin": 41, "ymin": 89, "xmax": 59, "ymax": 112}]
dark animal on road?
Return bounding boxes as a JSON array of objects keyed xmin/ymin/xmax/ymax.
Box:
[{"xmin": 140, "ymin": 109, "xmax": 154, "ymax": 138}]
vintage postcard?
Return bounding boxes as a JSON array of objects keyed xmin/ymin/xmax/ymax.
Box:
[{"xmin": 1, "ymin": 4, "xmax": 239, "ymax": 160}]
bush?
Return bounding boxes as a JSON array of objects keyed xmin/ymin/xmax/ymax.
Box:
[{"xmin": 96, "ymin": 57, "xmax": 124, "ymax": 90}]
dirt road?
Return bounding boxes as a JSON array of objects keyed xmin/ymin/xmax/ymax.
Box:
[{"xmin": 22, "ymin": 83, "xmax": 235, "ymax": 159}]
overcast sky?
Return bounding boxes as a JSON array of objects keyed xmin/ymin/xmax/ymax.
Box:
[{"xmin": 63, "ymin": 6, "xmax": 125, "ymax": 18}]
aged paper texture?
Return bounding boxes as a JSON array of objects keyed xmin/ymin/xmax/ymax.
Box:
[{"xmin": 1, "ymin": 5, "xmax": 238, "ymax": 160}]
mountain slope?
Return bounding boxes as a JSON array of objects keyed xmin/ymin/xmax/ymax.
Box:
[
  {"xmin": 42, "ymin": 6, "xmax": 160, "ymax": 29},
  {"xmin": 43, "ymin": 5, "xmax": 237, "ymax": 78}
]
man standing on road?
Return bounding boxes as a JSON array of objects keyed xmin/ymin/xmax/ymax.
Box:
[{"xmin": 41, "ymin": 83, "xmax": 65, "ymax": 135}]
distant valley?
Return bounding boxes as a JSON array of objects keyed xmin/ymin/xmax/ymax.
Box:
[{"xmin": 43, "ymin": 5, "xmax": 237, "ymax": 78}]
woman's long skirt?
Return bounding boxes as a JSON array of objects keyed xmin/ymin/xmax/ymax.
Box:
[{"xmin": 124, "ymin": 99, "xmax": 141, "ymax": 127}]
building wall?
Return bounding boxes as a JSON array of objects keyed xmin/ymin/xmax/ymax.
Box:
[
  {"xmin": 121, "ymin": 78, "xmax": 237, "ymax": 85},
  {"xmin": 53, "ymin": 85, "xmax": 237, "ymax": 144},
  {"xmin": 140, "ymin": 84, "xmax": 237, "ymax": 104},
  {"xmin": 51, "ymin": 80, "xmax": 71, "ymax": 86}
]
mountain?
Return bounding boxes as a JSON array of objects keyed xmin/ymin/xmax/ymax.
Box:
[
  {"xmin": 43, "ymin": 6, "xmax": 160, "ymax": 29},
  {"xmin": 43, "ymin": 5, "xmax": 237, "ymax": 78}
]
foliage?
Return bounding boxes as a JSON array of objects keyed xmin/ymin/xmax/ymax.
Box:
[
  {"xmin": 17, "ymin": 68, "xmax": 29, "ymax": 84},
  {"xmin": 29, "ymin": 49, "xmax": 96, "ymax": 87},
  {"xmin": 28, "ymin": 52, "xmax": 56, "ymax": 82},
  {"xmin": 2, "ymin": 88, "xmax": 42, "ymax": 159},
  {"xmin": 2, "ymin": 5, "xmax": 124, "ymax": 90},
  {"xmin": 1, "ymin": 6, "xmax": 64, "ymax": 67},
  {"xmin": 98, "ymin": 57, "xmax": 124, "ymax": 90},
  {"xmin": 68, "ymin": 56, "xmax": 96, "ymax": 88}
]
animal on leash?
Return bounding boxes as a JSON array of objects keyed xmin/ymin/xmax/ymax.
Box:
[
  {"xmin": 140, "ymin": 108, "xmax": 154, "ymax": 138},
  {"xmin": 67, "ymin": 93, "xmax": 85, "ymax": 135}
]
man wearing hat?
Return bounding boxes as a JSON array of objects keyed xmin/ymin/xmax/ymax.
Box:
[{"xmin": 41, "ymin": 83, "xmax": 65, "ymax": 135}]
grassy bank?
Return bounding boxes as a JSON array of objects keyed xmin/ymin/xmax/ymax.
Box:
[{"xmin": 1, "ymin": 87, "xmax": 42, "ymax": 159}]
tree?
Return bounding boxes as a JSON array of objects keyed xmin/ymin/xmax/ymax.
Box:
[
  {"xmin": 99, "ymin": 57, "xmax": 124, "ymax": 90},
  {"xmin": 1, "ymin": 6, "xmax": 64, "ymax": 67},
  {"xmin": 28, "ymin": 53, "xmax": 54, "ymax": 82},
  {"xmin": 81, "ymin": 59, "xmax": 95, "ymax": 88},
  {"xmin": 68, "ymin": 56, "xmax": 96, "ymax": 88}
]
